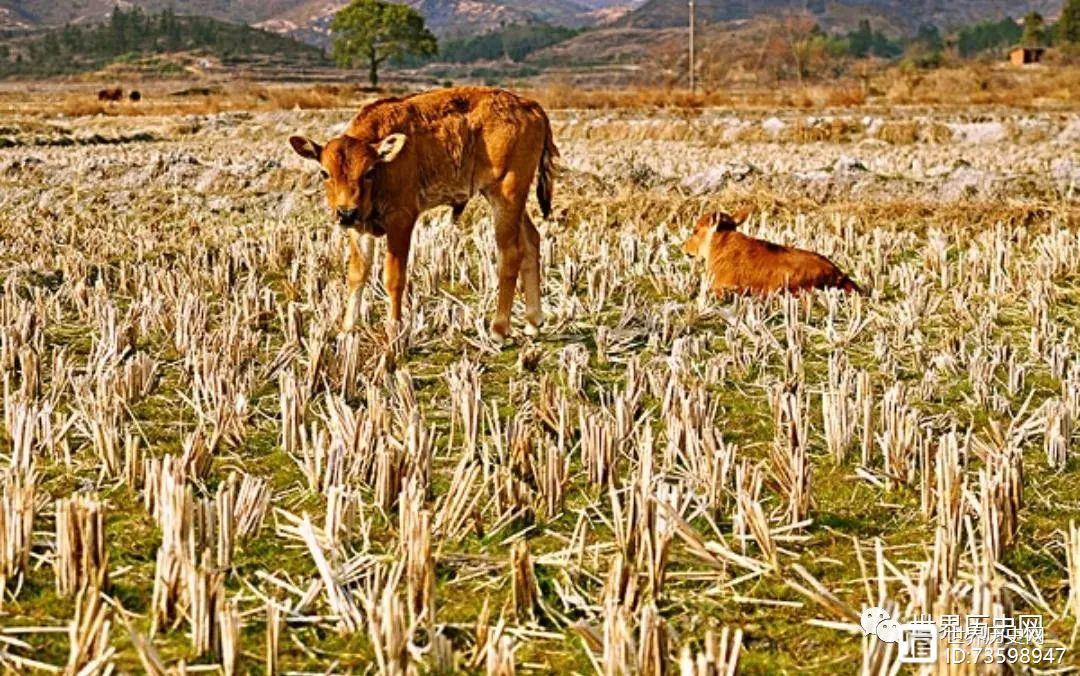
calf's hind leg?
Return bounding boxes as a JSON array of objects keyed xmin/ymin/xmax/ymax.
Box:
[
  {"xmin": 485, "ymin": 175, "xmax": 529, "ymax": 343},
  {"xmin": 519, "ymin": 214, "xmax": 542, "ymax": 336}
]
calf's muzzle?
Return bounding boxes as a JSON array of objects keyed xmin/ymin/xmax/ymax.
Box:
[{"xmin": 336, "ymin": 207, "xmax": 360, "ymax": 227}]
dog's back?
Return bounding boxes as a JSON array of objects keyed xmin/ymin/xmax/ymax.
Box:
[{"xmin": 685, "ymin": 212, "xmax": 859, "ymax": 296}]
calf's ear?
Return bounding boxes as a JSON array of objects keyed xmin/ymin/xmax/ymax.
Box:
[
  {"xmin": 374, "ymin": 133, "xmax": 407, "ymax": 164},
  {"xmin": 731, "ymin": 208, "xmax": 751, "ymax": 225},
  {"xmin": 289, "ymin": 136, "xmax": 322, "ymax": 162}
]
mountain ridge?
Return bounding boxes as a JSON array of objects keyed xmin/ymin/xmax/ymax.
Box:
[
  {"xmin": 0, "ymin": 0, "xmax": 1065, "ymax": 48},
  {"xmin": 0, "ymin": 0, "xmax": 642, "ymax": 41},
  {"xmin": 623, "ymin": 0, "xmax": 1063, "ymax": 34}
]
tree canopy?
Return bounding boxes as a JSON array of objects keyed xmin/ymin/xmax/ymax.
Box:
[
  {"xmin": 844, "ymin": 20, "xmax": 902, "ymax": 58},
  {"xmin": 1058, "ymin": 0, "xmax": 1080, "ymax": 45},
  {"xmin": 330, "ymin": 0, "xmax": 437, "ymax": 87},
  {"xmin": 0, "ymin": 6, "xmax": 324, "ymax": 77},
  {"xmin": 956, "ymin": 17, "xmax": 1021, "ymax": 57},
  {"xmin": 439, "ymin": 24, "xmax": 580, "ymax": 64},
  {"xmin": 1021, "ymin": 11, "xmax": 1047, "ymax": 46}
]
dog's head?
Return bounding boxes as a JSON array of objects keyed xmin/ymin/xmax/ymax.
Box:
[{"xmin": 682, "ymin": 209, "xmax": 750, "ymax": 257}]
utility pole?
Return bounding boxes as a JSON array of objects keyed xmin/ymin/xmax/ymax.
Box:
[{"xmin": 688, "ymin": 0, "xmax": 696, "ymax": 92}]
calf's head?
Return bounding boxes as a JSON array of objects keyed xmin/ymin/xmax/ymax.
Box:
[
  {"xmin": 682, "ymin": 209, "xmax": 750, "ymax": 257},
  {"xmin": 289, "ymin": 133, "xmax": 408, "ymax": 229}
]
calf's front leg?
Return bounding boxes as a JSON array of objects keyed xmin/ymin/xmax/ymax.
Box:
[
  {"xmin": 383, "ymin": 226, "xmax": 413, "ymax": 332},
  {"xmin": 341, "ymin": 229, "xmax": 375, "ymax": 333}
]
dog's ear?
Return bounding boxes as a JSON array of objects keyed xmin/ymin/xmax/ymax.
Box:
[
  {"xmin": 711, "ymin": 212, "xmax": 740, "ymax": 232},
  {"xmin": 731, "ymin": 208, "xmax": 751, "ymax": 226},
  {"xmin": 694, "ymin": 213, "xmax": 716, "ymax": 231}
]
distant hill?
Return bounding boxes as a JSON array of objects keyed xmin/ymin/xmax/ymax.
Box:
[
  {"xmin": 256, "ymin": 0, "xmax": 643, "ymax": 45},
  {"xmin": 623, "ymin": 0, "xmax": 1061, "ymax": 34},
  {"xmin": 0, "ymin": 1, "xmax": 302, "ymax": 28},
  {"xmin": 0, "ymin": 0, "xmax": 645, "ymax": 44},
  {"xmin": 0, "ymin": 7, "xmax": 326, "ymax": 76},
  {"xmin": 415, "ymin": 0, "xmax": 588, "ymax": 30},
  {"xmin": 528, "ymin": 25, "xmax": 684, "ymax": 66},
  {"xmin": 0, "ymin": 0, "xmax": 1057, "ymax": 60}
]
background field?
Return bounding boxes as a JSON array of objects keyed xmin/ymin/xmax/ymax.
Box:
[{"xmin": 0, "ymin": 84, "xmax": 1079, "ymax": 673}]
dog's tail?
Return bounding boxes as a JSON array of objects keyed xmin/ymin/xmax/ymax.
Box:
[{"xmin": 537, "ymin": 116, "xmax": 558, "ymax": 219}]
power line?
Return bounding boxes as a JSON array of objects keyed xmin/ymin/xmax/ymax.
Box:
[{"xmin": 688, "ymin": 0, "xmax": 695, "ymax": 92}]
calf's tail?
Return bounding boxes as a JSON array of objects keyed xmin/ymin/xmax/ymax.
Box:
[{"xmin": 537, "ymin": 118, "xmax": 558, "ymax": 219}]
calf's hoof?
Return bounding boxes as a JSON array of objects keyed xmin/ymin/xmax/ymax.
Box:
[
  {"xmin": 523, "ymin": 312, "xmax": 543, "ymax": 338},
  {"xmin": 490, "ymin": 320, "xmax": 510, "ymax": 346},
  {"xmin": 385, "ymin": 320, "xmax": 403, "ymax": 340}
]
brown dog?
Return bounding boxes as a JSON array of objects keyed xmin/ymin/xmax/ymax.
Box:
[{"xmin": 683, "ymin": 211, "xmax": 859, "ymax": 296}]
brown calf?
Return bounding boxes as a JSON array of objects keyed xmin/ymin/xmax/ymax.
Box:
[
  {"xmin": 683, "ymin": 211, "xmax": 860, "ymax": 296},
  {"xmin": 289, "ymin": 86, "xmax": 557, "ymax": 341}
]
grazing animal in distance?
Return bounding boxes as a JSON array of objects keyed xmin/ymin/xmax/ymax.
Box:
[
  {"xmin": 97, "ymin": 88, "xmax": 123, "ymax": 102},
  {"xmin": 129, "ymin": 90, "xmax": 142, "ymax": 102},
  {"xmin": 288, "ymin": 86, "xmax": 557, "ymax": 341},
  {"xmin": 683, "ymin": 210, "xmax": 860, "ymax": 296}
]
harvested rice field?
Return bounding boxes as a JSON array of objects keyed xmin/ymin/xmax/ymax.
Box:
[{"xmin": 1, "ymin": 95, "xmax": 1079, "ymax": 673}]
